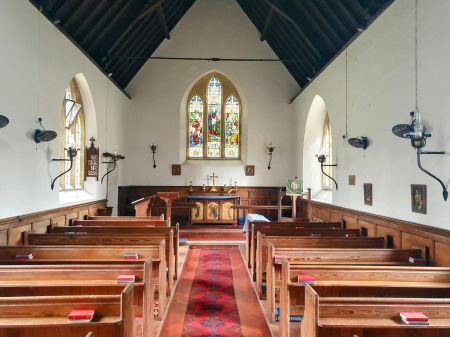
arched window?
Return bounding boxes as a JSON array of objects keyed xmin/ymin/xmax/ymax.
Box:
[
  {"xmin": 187, "ymin": 72, "xmax": 241, "ymax": 159},
  {"xmin": 321, "ymin": 114, "xmax": 332, "ymax": 190},
  {"xmin": 60, "ymin": 78, "xmax": 85, "ymax": 190}
]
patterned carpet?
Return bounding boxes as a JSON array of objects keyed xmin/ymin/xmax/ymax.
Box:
[{"xmin": 159, "ymin": 245, "xmax": 271, "ymax": 337}]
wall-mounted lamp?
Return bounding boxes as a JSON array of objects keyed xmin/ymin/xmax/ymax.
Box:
[
  {"xmin": 267, "ymin": 143, "xmax": 276, "ymax": 170},
  {"xmin": 50, "ymin": 147, "xmax": 79, "ymax": 190},
  {"xmin": 316, "ymin": 154, "xmax": 338, "ymax": 190},
  {"xmin": 101, "ymin": 151, "xmax": 125, "ymax": 184},
  {"xmin": 348, "ymin": 136, "xmax": 369, "ymax": 150},
  {"xmin": 150, "ymin": 143, "xmax": 158, "ymax": 168},
  {"xmin": 0, "ymin": 115, "xmax": 9, "ymax": 128},
  {"xmin": 392, "ymin": 111, "xmax": 448, "ymax": 201}
]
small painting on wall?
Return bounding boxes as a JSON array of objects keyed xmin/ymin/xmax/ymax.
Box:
[
  {"xmin": 363, "ymin": 183, "xmax": 373, "ymax": 206},
  {"xmin": 411, "ymin": 184, "xmax": 427, "ymax": 214},
  {"xmin": 245, "ymin": 165, "xmax": 255, "ymax": 176},
  {"xmin": 171, "ymin": 164, "xmax": 181, "ymax": 176}
]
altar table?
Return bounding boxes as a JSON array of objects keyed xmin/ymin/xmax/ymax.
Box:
[{"xmin": 186, "ymin": 195, "xmax": 240, "ymax": 225}]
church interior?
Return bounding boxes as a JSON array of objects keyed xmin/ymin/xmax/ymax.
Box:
[{"xmin": 0, "ymin": 0, "xmax": 449, "ymax": 336}]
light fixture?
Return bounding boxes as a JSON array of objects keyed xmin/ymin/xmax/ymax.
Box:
[
  {"xmin": 50, "ymin": 147, "xmax": 79, "ymax": 190},
  {"xmin": 34, "ymin": 117, "xmax": 57, "ymax": 144},
  {"xmin": 391, "ymin": 0, "xmax": 448, "ymax": 201},
  {"xmin": 0, "ymin": 115, "xmax": 9, "ymax": 128},
  {"xmin": 267, "ymin": 143, "xmax": 276, "ymax": 170},
  {"xmin": 316, "ymin": 154, "xmax": 338, "ymax": 190},
  {"xmin": 150, "ymin": 143, "xmax": 158, "ymax": 168},
  {"xmin": 101, "ymin": 151, "xmax": 125, "ymax": 184},
  {"xmin": 348, "ymin": 136, "xmax": 369, "ymax": 150}
]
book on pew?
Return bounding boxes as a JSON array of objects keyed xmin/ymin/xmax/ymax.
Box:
[
  {"xmin": 154, "ymin": 302, "xmax": 159, "ymax": 317},
  {"xmin": 123, "ymin": 252, "xmax": 139, "ymax": 260},
  {"xmin": 15, "ymin": 253, "xmax": 33, "ymax": 260},
  {"xmin": 68, "ymin": 309, "xmax": 95, "ymax": 323},
  {"xmin": 400, "ymin": 312, "xmax": 429, "ymax": 325},
  {"xmin": 179, "ymin": 238, "xmax": 189, "ymax": 246},
  {"xmin": 274, "ymin": 306, "xmax": 303, "ymax": 322},
  {"xmin": 273, "ymin": 255, "xmax": 287, "ymax": 264},
  {"xmin": 408, "ymin": 256, "xmax": 426, "ymax": 264},
  {"xmin": 298, "ymin": 274, "xmax": 315, "ymax": 285},
  {"xmin": 117, "ymin": 274, "xmax": 136, "ymax": 283}
]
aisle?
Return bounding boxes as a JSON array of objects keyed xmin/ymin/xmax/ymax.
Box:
[{"xmin": 159, "ymin": 245, "xmax": 272, "ymax": 337}]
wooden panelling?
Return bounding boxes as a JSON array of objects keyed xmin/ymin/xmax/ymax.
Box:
[
  {"xmin": 0, "ymin": 200, "xmax": 106, "ymax": 246},
  {"xmin": 78, "ymin": 210, "xmax": 89, "ymax": 219},
  {"xmin": 402, "ymin": 232, "xmax": 435, "ymax": 263},
  {"xmin": 310, "ymin": 201, "xmax": 449, "ymax": 266},
  {"xmin": 0, "ymin": 231, "xmax": 7, "ymax": 245},
  {"xmin": 435, "ymin": 241, "xmax": 450, "ymax": 267},
  {"xmin": 330, "ymin": 211, "xmax": 342, "ymax": 222},
  {"xmin": 51, "ymin": 216, "xmax": 66, "ymax": 227},
  {"xmin": 9, "ymin": 224, "xmax": 31, "ymax": 246},
  {"xmin": 376, "ymin": 225, "xmax": 401, "ymax": 248},
  {"xmin": 358, "ymin": 220, "xmax": 376, "ymax": 237},
  {"xmin": 32, "ymin": 219, "xmax": 51, "ymax": 234},
  {"xmin": 342, "ymin": 214, "xmax": 357, "ymax": 229}
]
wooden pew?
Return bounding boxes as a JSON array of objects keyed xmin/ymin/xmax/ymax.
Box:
[
  {"xmin": 246, "ymin": 221, "xmax": 344, "ymax": 268},
  {"xmin": 72, "ymin": 219, "xmax": 169, "ymax": 227},
  {"xmin": 280, "ymin": 262, "xmax": 450, "ymax": 337},
  {"xmin": 266, "ymin": 245, "xmax": 424, "ymax": 322},
  {"xmin": 251, "ymin": 228, "xmax": 360, "ymax": 282},
  {"xmin": 0, "ymin": 245, "xmax": 167, "ymax": 321},
  {"xmin": 255, "ymin": 235, "xmax": 385, "ymax": 299},
  {"xmin": 87, "ymin": 215, "xmax": 165, "ymax": 220},
  {"xmin": 23, "ymin": 232, "xmax": 176, "ymax": 296},
  {"xmin": 70, "ymin": 220, "xmax": 179, "ymax": 279},
  {"xmin": 0, "ymin": 284, "xmax": 134, "ymax": 337},
  {"xmin": 52, "ymin": 224, "xmax": 180, "ymax": 280},
  {"xmin": 301, "ymin": 284, "xmax": 450, "ymax": 337},
  {"xmin": 0, "ymin": 266, "xmax": 146, "ymax": 337}
]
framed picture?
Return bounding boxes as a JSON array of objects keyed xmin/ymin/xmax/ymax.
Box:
[
  {"xmin": 363, "ymin": 183, "xmax": 372, "ymax": 206},
  {"xmin": 411, "ymin": 184, "xmax": 427, "ymax": 214},
  {"xmin": 171, "ymin": 164, "xmax": 181, "ymax": 176},
  {"xmin": 245, "ymin": 165, "xmax": 255, "ymax": 176}
]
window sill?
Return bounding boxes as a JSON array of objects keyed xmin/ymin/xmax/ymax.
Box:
[
  {"xmin": 312, "ymin": 190, "xmax": 332, "ymax": 204},
  {"xmin": 59, "ymin": 189, "xmax": 94, "ymax": 204},
  {"xmin": 183, "ymin": 159, "xmax": 244, "ymax": 166}
]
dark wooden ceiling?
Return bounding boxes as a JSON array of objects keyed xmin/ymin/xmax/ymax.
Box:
[{"xmin": 29, "ymin": 0, "xmax": 393, "ymax": 93}]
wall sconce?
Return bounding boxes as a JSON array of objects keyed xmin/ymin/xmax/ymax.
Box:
[
  {"xmin": 316, "ymin": 154, "xmax": 338, "ymax": 190},
  {"xmin": 348, "ymin": 137, "xmax": 369, "ymax": 150},
  {"xmin": 392, "ymin": 111, "xmax": 448, "ymax": 201},
  {"xmin": 0, "ymin": 115, "xmax": 9, "ymax": 128},
  {"xmin": 101, "ymin": 151, "xmax": 125, "ymax": 184},
  {"xmin": 267, "ymin": 143, "xmax": 276, "ymax": 170},
  {"xmin": 50, "ymin": 147, "xmax": 79, "ymax": 190},
  {"xmin": 150, "ymin": 143, "xmax": 158, "ymax": 168}
]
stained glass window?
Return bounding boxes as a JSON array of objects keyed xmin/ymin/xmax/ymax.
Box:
[
  {"xmin": 186, "ymin": 73, "xmax": 241, "ymax": 160},
  {"xmin": 207, "ymin": 78, "xmax": 222, "ymax": 158},
  {"xmin": 60, "ymin": 78, "xmax": 85, "ymax": 190},
  {"xmin": 224, "ymin": 96, "xmax": 240, "ymax": 158},
  {"xmin": 188, "ymin": 95, "xmax": 204, "ymax": 158}
]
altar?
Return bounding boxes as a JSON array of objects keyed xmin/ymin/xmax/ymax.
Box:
[{"xmin": 186, "ymin": 195, "xmax": 240, "ymax": 225}]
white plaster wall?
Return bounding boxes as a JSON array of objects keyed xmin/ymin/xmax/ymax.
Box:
[
  {"xmin": 0, "ymin": 0, "xmax": 129, "ymax": 218},
  {"xmin": 124, "ymin": 0, "xmax": 299, "ymax": 188},
  {"xmin": 292, "ymin": 0, "xmax": 450, "ymax": 229}
]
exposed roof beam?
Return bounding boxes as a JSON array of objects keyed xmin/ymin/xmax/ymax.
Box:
[
  {"xmin": 71, "ymin": 0, "xmax": 110, "ymax": 40},
  {"xmin": 265, "ymin": 0, "xmax": 322, "ymax": 60},
  {"xmin": 260, "ymin": 8, "xmax": 273, "ymax": 42},
  {"xmin": 315, "ymin": 0, "xmax": 352, "ymax": 40},
  {"xmin": 329, "ymin": 1, "xmax": 360, "ymax": 29},
  {"xmin": 62, "ymin": 0, "xmax": 96, "ymax": 33},
  {"xmin": 107, "ymin": 0, "xmax": 165, "ymax": 57},
  {"xmin": 157, "ymin": 3, "xmax": 170, "ymax": 40},
  {"xmin": 85, "ymin": 0, "xmax": 133, "ymax": 53}
]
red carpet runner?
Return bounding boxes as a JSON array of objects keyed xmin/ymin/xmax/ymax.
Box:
[{"xmin": 160, "ymin": 245, "xmax": 271, "ymax": 337}]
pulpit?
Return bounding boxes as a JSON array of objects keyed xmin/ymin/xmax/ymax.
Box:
[{"xmin": 186, "ymin": 193, "xmax": 240, "ymax": 226}]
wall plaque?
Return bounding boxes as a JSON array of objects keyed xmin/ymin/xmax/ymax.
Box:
[{"xmin": 85, "ymin": 137, "xmax": 99, "ymax": 180}]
